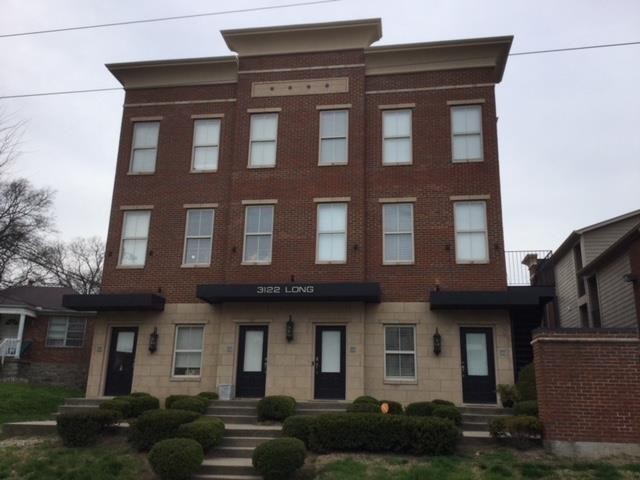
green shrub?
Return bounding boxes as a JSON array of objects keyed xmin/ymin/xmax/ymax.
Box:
[
  {"xmin": 489, "ymin": 415, "xmax": 543, "ymax": 449},
  {"xmin": 405, "ymin": 401, "xmax": 437, "ymax": 417},
  {"xmin": 252, "ymin": 438, "xmax": 306, "ymax": 480},
  {"xmin": 353, "ymin": 395, "xmax": 379, "ymax": 405},
  {"xmin": 56, "ymin": 410, "xmax": 120, "ymax": 447},
  {"xmin": 308, "ymin": 413, "xmax": 459, "ymax": 455},
  {"xmin": 257, "ymin": 395, "xmax": 296, "ymax": 421},
  {"xmin": 380, "ymin": 400, "xmax": 403, "ymax": 415},
  {"xmin": 100, "ymin": 395, "xmax": 159, "ymax": 418},
  {"xmin": 148, "ymin": 438, "xmax": 204, "ymax": 480},
  {"xmin": 128, "ymin": 409, "xmax": 200, "ymax": 451},
  {"xmin": 282, "ymin": 415, "xmax": 317, "ymax": 447},
  {"xmin": 130, "ymin": 392, "xmax": 151, "ymax": 397},
  {"xmin": 497, "ymin": 384, "xmax": 520, "ymax": 408},
  {"xmin": 347, "ymin": 402, "xmax": 380, "ymax": 414},
  {"xmin": 514, "ymin": 400, "xmax": 539, "ymax": 417},
  {"xmin": 99, "ymin": 398, "xmax": 133, "ymax": 418},
  {"xmin": 432, "ymin": 399, "xmax": 455, "ymax": 406},
  {"xmin": 198, "ymin": 391, "xmax": 219, "ymax": 400},
  {"xmin": 517, "ymin": 364, "xmax": 537, "ymax": 401},
  {"xmin": 165, "ymin": 395, "xmax": 190, "ymax": 409},
  {"xmin": 176, "ymin": 417, "xmax": 225, "ymax": 451},
  {"xmin": 488, "ymin": 417, "xmax": 507, "ymax": 439},
  {"xmin": 168, "ymin": 396, "xmax": 209, "ymax": 414},
  {"xmin": 432, "ymin": 405, "xmax": 462, "ymax": 427}
]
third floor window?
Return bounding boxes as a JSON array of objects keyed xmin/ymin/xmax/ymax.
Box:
[
  {"xmin": 191, "ymin": 119, "xmax": 220, "ymax": 172},
  {"xmin": 130, "ymin": 122, "xmax": 159, "ymax": 173},
  {"xmin": 382, "ymin": 110, "xmax": 412, "ymax": 165},
  {"xmin": 319, "ymin": 110, "xmax": 348, "ymax": 165},
  {"xmin": 249, "ymin": 113, "xmax": 278, "ymax": 168}
]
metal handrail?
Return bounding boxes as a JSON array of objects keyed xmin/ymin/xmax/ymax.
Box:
[
  {"xmin": 505, "ymin": 250, "xmax": 552, "ymax": 286},
  {"xmin": 0, "ymin": 338, "xmax": 20, "ymax": 365}
]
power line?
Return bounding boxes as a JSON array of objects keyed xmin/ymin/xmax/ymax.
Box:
[
  {"xmin": 0, "ymin": 0, "xmax": 340, "ymax": 38},
  {"xmin": 0, "ymin": 39, "xmax": 638, "ymax": 101}
]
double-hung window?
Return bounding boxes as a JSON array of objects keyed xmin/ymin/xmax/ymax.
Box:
[
  {"xmin": 382, "ymin": 110, "xmax": 412, "ymax": 165},
  {"xmin": 383, "ymin": 203, "xmax": 414, "ymax": 264},
  {"xmin": 192, "ymin": 119, "xmax": 221, "ymax": 171},
  {"xmin": 183, "ymin": 209, "xmax": 214, "ymax": 266},
  {"xmin": 243, "ymin": 205, "xmax": 274, "ymax": 263},
  {"xmin": 249, "ymin": 113, "xmax": 278, "ymax": 167},
  {"xmin": 454, "ymin": 201, "xmax": 489, "ymax": 263},
  {"xmin": 46, "ymin": 318, "xmax": 86, "ymax": 347},
  {"xmin": 451, "ymin": 105, "xmax": 483, "ymax": 162},
  {"xmin": 119, "ymin": 210, "xmax": 151, "ymax": 267},
  {"xmin": 130, "ymin": 122, "xmax": 159, "ymax": 173},
  {"xmin": 319, "ymin": 110, "xmax": 348, "ymax": 165},
  {"xmin": 173, "ymin": 326, "xmax": 204, "ymax": 377},
  {"xmin": 316, "ymin": 203, "xmax": 347, "ymax": 263},
  {"xmin": 384, "ymin": 325, "xmax": 416, "ymax": 380}
]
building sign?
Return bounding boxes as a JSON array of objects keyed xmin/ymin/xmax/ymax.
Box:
[{"xmin": 197, "ymin": 282, "xmax": 381, "ymax": 303}]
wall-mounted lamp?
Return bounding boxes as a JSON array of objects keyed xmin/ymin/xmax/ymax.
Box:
[
  {"xmin": 149, "ymin": 327, "xmax": 159, "ymax": 353},
  {"xmin": 286, "ymin": 315, "xmax": 294, "ymax": 342},
  {"xmin": 623, "ymin": 273, "xmax": 638, "ymax": 284},
  {"xmin": 433, "ymin": 328, "xmax": 442, "ymax": 356}
]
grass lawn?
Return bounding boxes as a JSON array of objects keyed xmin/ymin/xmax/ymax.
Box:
[
  {"xmin": 312, "ymin": 450, "xmax": 640, "ymax": 480},
  {"xmin": 0, "ymin": 382, "xmax": 83, "ymax": 426},
  {"xmin": 0, "ymin": 437, "xmax": 154, "ymax": 480}
]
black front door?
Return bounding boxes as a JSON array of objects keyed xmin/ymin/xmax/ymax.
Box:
[
  {"xmin": 314, "ymin": 326, "xmax": 346, "ymax": 400},
  {"xmin": 236, "ymin": 325, "xmax": 268, "ymax": 398},
  {"xmin": 104, "ymin": 327, "xmax": 138, "ymax": 396},
  {"xmin": 460, "ymin": 327, "xmax": 496, "ymax": 404}
]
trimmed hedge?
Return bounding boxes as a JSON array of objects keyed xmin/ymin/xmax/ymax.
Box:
[
  {"xmin": 198, "ymin": 391, "xmax": 219, "ymax": 400},
  {"xmin": 308, "ymin": 413, "xmax": 460, "ymax": 455},
  {"xmin": 176, "ymin": 417, "xmax": 225, "ymax": 451},
  {"xmin": 489, "ymin": 415, "xmax": 543, "ymax": 449},
  {"xmin": 432, "ymin": 399, "xmax": 455, "ymax": 406},
  {"xmin": 165, "ymin": 395, "xmax": 190, "ymax": 409},
  {"xmin": 514, "ymin": 400, "xmax": 539, "ymax": 417},
  {"xmin": 257, "ymin": 395, "xmax": 296, "ymax": 421},
  {"xmin": 252, "ymin": 438, "xmax": 306, "ymax": 480},
  {"xmin": 405, "ymin": 401, "xmax": 437, "ymax": 417},
  {"xmin": 282, "ymin": 415, "xmax": 316, "ymax": 447},
  {"xmin": 99, "ymin": 398, "xmax": 133, "ymax": 418},
  {"xmin": 517, "ymin": 363, "xmax": 537, "ymax": 401},
  {"xmin": 148, "ymin": 438, "xmax": 204, "ymax": 480},
  {"xmin": 100, "ymin": 395, "xmax": 159, "ymax": 419},
  {"xmin": 353, "ymin": 395, "xmax": 379, "ymax": 405},
  {"xmin": 57, "ymin": 410, "xmax": 120, "ymax": 447},
  {"xmin": 168, "ymin": 396, "xmax": 209, "ymax": 414},
  {"xmin": 347, "ymin": 402, "xmax": 380, "ymax": 414},
  {"xmin": 380, "ymin": 400, "xmax": 403, "ymax": 415},
  {"xmin": 128, "ymin": 409, "xmax": 200, "ymax": 451},
  {"xmin": 433, "ymin": 405, "xmax": 462, "ymax": 427}
]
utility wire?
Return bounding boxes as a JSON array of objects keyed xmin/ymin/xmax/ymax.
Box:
[
  {"xmin": 1, "ymin": 39, "xmax": 639, "ymax": 100},
  {"xmin": 0, "ymin": 0, "xmax": 340, "ymax": 38}
]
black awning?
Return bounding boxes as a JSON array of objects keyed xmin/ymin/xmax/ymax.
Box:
[
  {"xmin": 197, "ymin": 282, "xmax": 381, "ymax": 303},
  {"xmin": 430, "ymin": 286, "xmax": 555, "ymax": 310},
  {"xmin": 62, "ymin": 293, "xmax": 166, "ymax": 312}
]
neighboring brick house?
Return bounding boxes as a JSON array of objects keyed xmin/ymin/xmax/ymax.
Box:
[
  {"xmin": 0, "ymin": 286, "xmax": 95, "ymax": 389},
  {"xmin": 63, "ymin": 19, "xmax": 550, "ymax": 404}
]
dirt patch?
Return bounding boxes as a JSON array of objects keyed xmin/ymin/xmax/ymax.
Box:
[{"xmin": 0, "ymin": 436, "xmax": 51, "ymax": 448}]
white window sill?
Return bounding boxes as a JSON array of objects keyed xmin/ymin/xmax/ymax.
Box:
[
  {"xmin": 241, "ymin": 261, "xmax": 272, "ymax": 266},
  {"xmin": 116, "ymin": 265, "xmax": 145, "ymax": 269},
  {"xmin": 318, "ymin": 161, "xmax": 348, "ymax": 167},
  {"xmin": 383, "ymin": 261, "xmax": 415, "ymax": 266},
  {"xmin": 315, "ymin": 261, "xmax": 347, "ymax": 265},
  {"xmin": 247, "ymin": 164, "xmax": 276, "ymax": 169},
  {"xmin": 190, "ymin": 169, "xmax": 218, "ymax": 174},
  {"xmin": 170, "ymin": 377, "xmax": 202, "ymax": 382},
  {"xmin": 382, "ymin": 161, "xmax": 413, "ymax": 166},
  {"xmin": 384, "ymin": 378, "xmax": 418, "ymax": 385},
  {"xmin": 452, "ymin": 158, "xmax": 484, "ymax": 163},
  {"xmin": 456, "ymin": 260, "xmax": 490, "ymax": 265},
  {"xmin": 180, "ymin": 263, "xmax": 211, "ymax": 268},
  {"xmin": 126, "ymin": 171, "xmax": 155, "ymax": 176}
]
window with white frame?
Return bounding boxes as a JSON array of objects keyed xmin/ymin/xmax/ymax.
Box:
[
  {"xmin": 130, "ymin": 122, "xmax": 160, "ymax": 173},
  {"xmin": 319, "ymin": 110, "xmax": 348, "ymax": 165},
  {"xmin": 173, "ymin": 326, "xmax": 204, "ymax": 376},
  {"xmin": 454, "ymin": 201, "xmax": 489, "ymax": 263},
  {"xmin": 249, "ymin": 113, "xmax": 278, "ymax": 167},
  {"xmin": 192, "ymin": 119, "xmax": 221, "ymax": 171},
  {"xmin": 382, "ymin": 110, "xmax": 412, "ymax": 165},
  {"xmin": 384, "ymin": 325, "xmax": 416, "ymax": 379},
  {"xmin": 383, "ymin": 203, "xmax": 414, "ymax": 263},
  {"xmin": 316, "ymin": 203, "xmax": 347, "ymax": 263},
  {"xmin": 183, "ymin": 209, "xmax": 214, "ymax": 266},
  {"xmin": 451, "ymin": 105, "xmax": 483, "ymax": 162},
  {"xmin": 46, "ymin": 318, "xmax": 86, "ymax": 347},
  {"xmin": 119, "ymin": 210, "xmax": 151, "ymax": 267},
  {"xmin": 243, "ymin": 205, "xmax": 274, "ymax": 263}
]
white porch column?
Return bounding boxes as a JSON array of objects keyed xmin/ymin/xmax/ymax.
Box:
[{"xmin": 15, "ymin": 313, "xmax": 25, "ymax": 359}]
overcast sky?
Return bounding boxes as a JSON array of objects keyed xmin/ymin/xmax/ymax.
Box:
[{"xmin": 1, "ymin": 0, "xmax": 638, "ymax": 252}]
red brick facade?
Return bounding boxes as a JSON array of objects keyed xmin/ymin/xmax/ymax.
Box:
[
  {"xmin": 533, "ymin": 329, "xmax": 640, "ymax": 446},
  {"xmin": 21, "ymin": 315, "xmax": 94, "ymax": 365},
  {"xmin": 102, "ymin": 48, "xmax": 507, "ymax": 303}
]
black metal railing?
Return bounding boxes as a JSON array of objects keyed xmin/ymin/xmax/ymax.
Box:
[{"xmin": 505, "ymin": 250, "xmax": 552, "ymax": 286}]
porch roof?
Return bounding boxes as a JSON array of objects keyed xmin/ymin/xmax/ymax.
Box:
[
  {"xmin": 62, "ymin": 293, "xmax": 166, "ymax": 312},
  {"xmin": 429, "ymin": 286, "xmax": 555, "ymax": 310}
]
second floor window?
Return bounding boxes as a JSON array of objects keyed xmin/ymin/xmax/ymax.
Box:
[
  {"xmin": 46, "ymin": 317, "xmax": 86, "ymax": 347},
  {"xmin": 130, "ymin": 122, "xmax": 159, "ymax": 173},
  {"xmin": 319, "ymin": 110, "xmax": 348, "ymax": 165},
  {"xmin": 383, "ymin": 203, "xmax": 414, "ymax": 264},
  {"xmin": 192, "ymin": 119, "xmax": 220, "ymax": 171},
  {"xmin": 120, "ymin": 210, "xmax": 150, "ymax": 267},
  {"xmin": 451, "ymin": 105, "xmax": 483, "ymax": 162},
  {"xmin": 244, "ymin": 205, "xmax": 274, "ymax": 263},
  {"xmin": 249, "ymin": 113, "xmax": 278, "ymax": 168},
  {"xmin": 454, "ymin": 201, "xmax": 488, "ymax": 263},
  {"xmin": 317, "ymin": 203, "xmax": 347, "ymax": 263},
  {"xmin": 382, "ymin": 110, "xmax": 412, "ymax": 165},
  {"xmin": 183, "ymin": 209, "xmax": 214, "ymax": 266}
]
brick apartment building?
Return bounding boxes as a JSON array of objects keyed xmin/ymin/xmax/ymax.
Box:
[{"xmin": 64, "ymin": 19, "xmax": 550, "ymax": 404}]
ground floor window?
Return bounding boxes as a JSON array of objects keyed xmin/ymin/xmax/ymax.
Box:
[
  {"xmin": 46, "ymin": 317, "xmax": 86, "ymax": 347},
  {"xmin": 173, "ymin": 325, "xmax": 204, "ymax": 376},
  {"xmin": 384, "ymin": 325, "xmax": 416, "ymax": 380}
]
